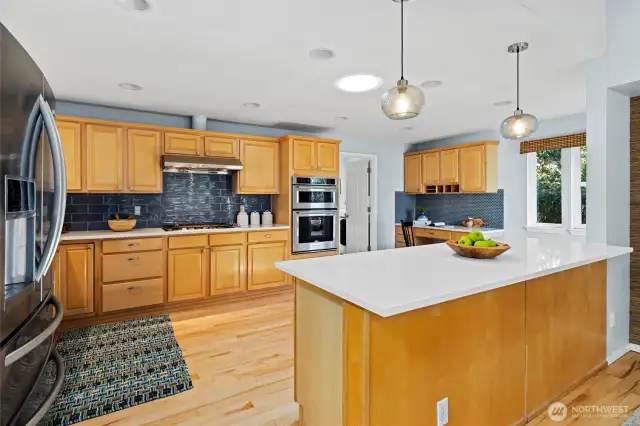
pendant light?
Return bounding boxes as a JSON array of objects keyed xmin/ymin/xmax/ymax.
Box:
[
  {"xmin": 500, "ymin": 42, "xmax": 538, "ymax": 139},
  {"xmin": 381, "ymin": 0, "xmax": 424, "ymax": 120}
]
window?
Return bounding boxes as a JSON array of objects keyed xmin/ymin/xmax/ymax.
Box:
[{"xmin": 527, "ymin": 146, "xmax": 586, "ymax": 233}]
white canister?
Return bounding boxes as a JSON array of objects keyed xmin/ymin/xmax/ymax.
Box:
[
  {"xmin": 262, "ymin": 210, "xmax": 273, "ymax": 226},
  {"xmin": 250, "ymin": 211, "xmax": 260, "ymax": 227},
  {"xmin": 237, "ymin": 205, "xmax": 249, "ymax": 227}
]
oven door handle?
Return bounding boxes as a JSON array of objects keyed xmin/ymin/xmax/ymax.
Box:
[
  {"xmin": 4, "ymin": 296, "xmax": 63, "ymax": 367},
  {"xmin": 23, "ymin": 349, "xmax": 65, "ymax": 426},
  {"xmin": 294, "ymin": 186, "xmax": 337, "ymax": 192}
]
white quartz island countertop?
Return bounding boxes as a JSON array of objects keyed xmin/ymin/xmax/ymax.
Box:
[
  {"xmin": 276, "ymin": 236, "xmax": 632, "ymax": 318},
  {"xmin": 61, "ymin": 224, "xmax": 290, "ymax": 241}
]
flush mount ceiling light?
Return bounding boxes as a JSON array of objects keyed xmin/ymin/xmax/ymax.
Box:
[
  {"xmin": 500, "ymin": 42, "xmax": 538, "ymax": 139},
  {"xmin": 115, "ymin": 0, "xmax": 151, "ymax": 11},
  {"xmin": 335, "ymin": 74, "xmax": 383, "ymax": 93},
  {"xmin": 118, "ymin": 82, "xmax": 143, "ymax": 91},
  {"xmin": 493, "ymin": 100, "xmax": 513, "ymax": 107},
  {"xmin": 243, "ymin": 102, "xmax": 261, "ymax": 109},
  {"xmin": 309, "ymin": 48, "xmax": 335, "ymax": 60},
  {"xmin": 381, "ymin": 0, "xmax": 425, "ymax": 120},
  {"xmin": 420, "ymin": 80, "xmax": 442, "ymax": 89}
]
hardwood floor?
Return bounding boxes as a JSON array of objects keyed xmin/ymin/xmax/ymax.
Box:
[
  {"xmin": 80, "ymin": 292, "xmax": 298, "ymax": 426},
  {"xmin": 78, "ymin": 292, "xmax": 640, "ymax": 425}
]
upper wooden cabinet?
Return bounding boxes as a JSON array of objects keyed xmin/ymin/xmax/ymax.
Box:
[
  {"xmin": 292, "ymin": 138, "xmax": 340, "ymax": 177},
  {"xmin": 204, "ymin": 135, "xmax": 239, "ymax": 158},
  {"xmin": 404, "ymin": 154, "xmax": 423, "ymax": 194},
  {"xmin": 164, "ymin": 132, "xmax": 202, "ymax": 156},
  {"xmin": 440, "ymin": 149, "xmax": 459, "ymax": 184},
  {"xmin": 57, "ymin": 120, "xmax": 84, "ymax": 192},
  {"xmin": 56, "ymin": 244, "xmax": 95, "ymax": 317},
  {"xmin": 404, "ymin": 141, "xmax": 498, "ymax": 194},
  {"xmin": 233, "ymin": 139, "xmax": 280, "ymax": 194},
  {"xmin": 85, "ymin": 124, "xmax": 124, "ymax": 192},
  {"xmin": 421, "ymin": 152, "xmax": 440, "ymax": 186},
  {"xmin": 168, "ymin": 247, "xmax": 208, "ymax": 302},
  {"xmin": 126, "ymin": 129, "xmax": 163, "ymax": 193}
]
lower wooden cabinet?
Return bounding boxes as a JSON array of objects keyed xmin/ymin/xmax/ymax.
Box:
[
  {"xmin": 168, "ymin": 248, "xmax": 209, "ymax": 302},
  {"xmin": 247, "ymin": 242, "xmax": 287, "ymax": 290},
  {"xmin": 56, "ymin": 244, "xmax": 95, "ymax": 317},
  {"xmin": 210, "ymin": 245, "xmax": 246, "ymax": 296},
  {"xmin": 102, "ymin": 278, "xmax": 164, "ymax": 313}
]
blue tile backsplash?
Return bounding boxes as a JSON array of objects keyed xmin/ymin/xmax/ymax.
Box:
[
  {"xmin": 64, "ymin": 173, "xmax": 271, "ymax": 231},
  {"xmin": 395, "ymin": 190, "xmax": 504, "ymax": 229}
]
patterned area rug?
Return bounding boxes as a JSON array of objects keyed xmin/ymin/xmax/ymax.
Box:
[
  {"xmin": 45, "ymin": 315, "xmax": 193, "ymax": 425},
  {"xmin": 623, "ymin": 408, "xmax": 640, "ymax": 425}
]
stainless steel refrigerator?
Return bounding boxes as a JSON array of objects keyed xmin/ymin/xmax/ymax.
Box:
[{"xmin": 0, "ymin": 23, "xmax": 66, "ymax": 426}]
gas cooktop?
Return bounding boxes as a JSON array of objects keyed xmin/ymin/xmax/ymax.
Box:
[{"xmin": 162, "ymin": 223, "xmax": 239, "ymax": 232}]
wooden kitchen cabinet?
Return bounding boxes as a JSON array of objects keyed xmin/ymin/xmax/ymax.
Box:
[
  {"xmin": 440, "ymin": 149, "xmax": 459, "ymax": 183},
  {"xmin": 421, "ymin": 152, "xmax": 440, "ymax": 186},
  {"xmin": 247, "ymin": 242, "xmax": 287, "ymax": 290},
  {"xmin": 316, "ymin": 142, "xmax": 339, "ymax": 175},
  {"xmin": 126, "ymin": 129, "xmax": 163, "ymax": 193},
  {"xmin": 459, "ymin": 144, "xmax": 498, "ymax": 192},
  {"xmin": 292, "ymin": 138, "xmax": 339, "ymax": 177},
  {"xmin": 233, "ymin": 139, "xmax": 280, "ymax": 194},
  {"xmin": 57, "ymin": 244, "xmax": 95, "ymax": 317},
  {"xmin": 57, "ymin": 120, "xmax": 84, "ymax": 192},
  {"xmin": 210, "ymin": 245, "xmax": 246, "ymax": 295},
  {"xmin": 168, "ymin": 248, "xmax": 209, "ymax": 302},
  {"xmin": 404, "ymin": 154, "xmax": 423, "ymax": 194},
  {"xmin": 85, "ymin": 124, "xmax": 124, "ymax": 192},
  {"xmin": 164, "ymin": 132, "xmax": 202, "ymax": 156},
  {"xmin": 204, "ymin": 135, "xmax": 239, "ymax": 158}
]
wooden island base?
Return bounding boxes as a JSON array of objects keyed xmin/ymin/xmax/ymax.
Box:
[{"xmin": 295, "ymin": 261, "xmax": 607, "ymax": 426}]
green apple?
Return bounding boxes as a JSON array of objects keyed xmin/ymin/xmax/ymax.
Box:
[
  {"xmin": 458, "ymin": 236, "xmax": 473, "ymax": 246},
  {"xmin": 468, "ymin": 230, "xmax": 485, "ymax": 243}
]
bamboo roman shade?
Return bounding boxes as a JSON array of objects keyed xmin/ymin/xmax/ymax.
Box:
[{"xmin": 519, "ymin": 132, "xmax": 586, "ymax": 154}]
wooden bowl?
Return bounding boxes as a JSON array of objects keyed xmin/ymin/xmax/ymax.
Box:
[
  {"xmin": 108, "ymin": 219, "xmax": 136, "ymax": 232},
  {"xmin": 445, "ymin": 240, "xmax": 511, "ymax": 259}
]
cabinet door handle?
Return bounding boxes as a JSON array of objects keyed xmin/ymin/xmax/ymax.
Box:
[
  {"xmin": 127, "ymin": 286, "xmax": 138, "ymax": 291},
  {"xmin": 264, "ymin": 234, "xmax": 272, "ymax": 239},
  {"xmin": 127, "ymin": 257, "xmax": 139, "ymax": 261},
  {"xmin": 87, "ymin": 245, "xmax": 93, "ymax": 250},
  {"xmin": 127, "ymin": 243, "xmax": 140, "ymax": 247}
]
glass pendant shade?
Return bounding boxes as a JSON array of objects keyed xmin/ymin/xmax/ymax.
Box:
[
  {"xmin": 382, "ymin": 79, "xmax": 425, "ymax": 120},
  {"xmin": 500, "ymin": 109, "xmax": 538, "ymax": 139}
]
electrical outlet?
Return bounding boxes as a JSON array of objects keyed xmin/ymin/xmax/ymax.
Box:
[
  {"xmin": 610, "ymin": 312, "xmax": 616, "ymax": 328},
  {"xmin": 134, "ymin": 205, "xmax": 141, "ymax": 216},
  {"xmin": 437, "ymin": 397, "xmax": 448, "ymax": 426}
]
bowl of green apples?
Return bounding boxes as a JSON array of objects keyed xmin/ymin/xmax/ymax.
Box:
[{"xmin": 445, "ymin": 230, "xmax": 510, "ymax": 259}]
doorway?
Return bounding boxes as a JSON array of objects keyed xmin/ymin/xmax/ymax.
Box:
[{"xmin": 339, "ymin": 152, "xmax": 378, "ymax": 254}]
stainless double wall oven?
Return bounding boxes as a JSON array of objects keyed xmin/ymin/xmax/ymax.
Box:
[{"xmin": 291, "ymin": 177, "xmax": 338, "ymax": 254}]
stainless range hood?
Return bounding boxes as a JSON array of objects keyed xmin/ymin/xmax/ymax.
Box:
[{"xmin": 163, "ymin": 155, "xmax": 243, "ymax": 175}]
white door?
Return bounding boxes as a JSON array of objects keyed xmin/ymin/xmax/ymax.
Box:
[{"xmin": 346, "ymin": 159, "xmax": 370, "ymax": 254}]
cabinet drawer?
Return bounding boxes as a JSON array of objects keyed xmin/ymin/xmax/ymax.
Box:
[
  {"xmin": 103, "ymin": 238, "xmax": 163, "ymax": 254},
  {"xmin": 169, "ymin": 235, "xmax": 208, "ymax": 249},
  {"xmin": 102, "ymin": 278, "xmax": 163, "ymax": 312},
  {"xmin": 414, "ymin": 228, "xmax": 451, "ymax": 240},
  {"xmin": 247, "ymin": 230, "xmax": 288, "ymax": 243},
  {"xmin": 395, "ymin": 226, "xmax": 403, "ymax": 235},
  {"xmin": 209, "ymin": 232, "xmax": 246, "ymax": 247},
  {"xmin": 102, "ymin": 251, "xmax": 163, "ymax": 283}
]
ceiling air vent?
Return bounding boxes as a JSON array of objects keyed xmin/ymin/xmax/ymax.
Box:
[{"xmin": 269, "ymin": 122, "xmax": 333, "ymax": 134}]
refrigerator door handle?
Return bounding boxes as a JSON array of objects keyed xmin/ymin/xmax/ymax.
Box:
[
  {"xmin": 23, "ymin": 349, "xmax": 65, "ymax": 426},
  {"xmin": 4, "ymin": 296, "xmax": 63, "ymax": 367},
  {"xmin": 33, "ymin": 95, "xmax": 66, "ymax": 283}
]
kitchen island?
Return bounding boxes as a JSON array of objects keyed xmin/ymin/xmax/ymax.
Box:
[{"xmin": 276, "ymin": 237, "xmax": 632, "ymax": 426}]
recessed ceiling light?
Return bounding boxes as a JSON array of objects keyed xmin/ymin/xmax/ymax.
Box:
[
  {"xmin": 119, "ymin": 82, "xmax": 143, "ymax": 91},
  {"xmin": 420, "ymin": 80, "xmax": 442, "ymax": 89},
  {"xmin": 493, "ymin": 100, "xmax": 513, "ymax": 107},
  {"xmin": 243, "ymin": 102, "xmax": 261, "ymax": 109},
  {"xmin": 335, "ymin": 75, "xmax": 383, "ymax": 93},
  {"xmin": 335, "ymin": 116, "xmax": 349, "ymax": 121},
  {"xmin": 309, "ymin": 48, "xmax": 335, "ymax": 60},
  {"xmin": 115, "ymin": 0, "xmax": 151, "ymax": 11}
]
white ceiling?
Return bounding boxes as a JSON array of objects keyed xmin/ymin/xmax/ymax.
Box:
[{"xmin": 0, "ymin": 0, "xmax": 605, "ymax": 144}]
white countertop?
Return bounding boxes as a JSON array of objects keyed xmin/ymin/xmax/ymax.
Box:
[
  {"xmin": 396, "ymin": 223, "xmax": 504, "ymax": 237},
  {"xmin": 61, "ymin": 224, "xmax": 290, "ymax": 241},
  {"xmin": 276, "ymin": 234, "xmax": 631, "ymax": 318}
]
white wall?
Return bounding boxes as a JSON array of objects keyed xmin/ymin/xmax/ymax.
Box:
[
  {"xmin": 407, "ymin": 113, "xmax": 586, "ymax": 234},
  {"xmin": 584, "ymin": 0, "xmax": 640, "ymax": 360}
]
